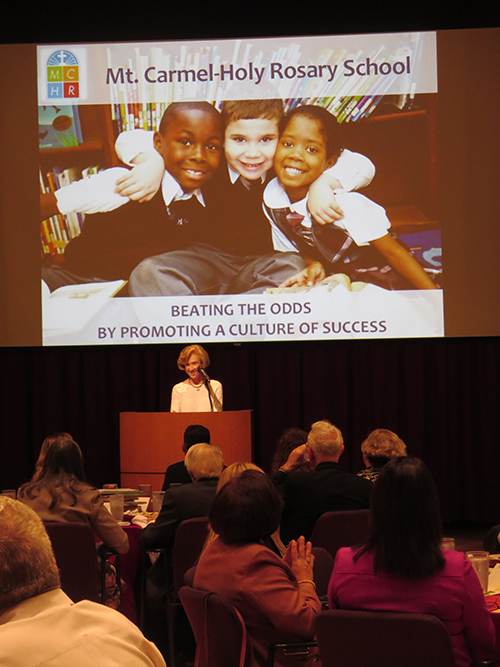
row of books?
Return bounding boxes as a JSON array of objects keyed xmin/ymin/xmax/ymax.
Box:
[
  {"xmin": 40, "ymin": 165, "xmax": 99, "ymax": 256},
  {"xmin": 109, "ymin": 92, "xmax": 416, "ymax": 140}
]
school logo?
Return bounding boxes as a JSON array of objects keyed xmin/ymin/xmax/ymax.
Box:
[{"xmin": 46, "ymin": 50, "xmax": 80, "ymax": 99}]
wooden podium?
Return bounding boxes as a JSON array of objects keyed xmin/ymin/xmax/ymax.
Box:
[{"xmin": 119, "ymin": 410, "xmax": 253, "ymax": 490}]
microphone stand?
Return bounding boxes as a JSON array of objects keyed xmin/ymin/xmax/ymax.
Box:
[{"xmin": 198, "ymin": 367, "xmax": 221, "ymax": 412}]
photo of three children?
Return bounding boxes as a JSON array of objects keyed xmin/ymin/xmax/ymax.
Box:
[{"xmin": 41, "ymin": 97, "xmax": 439, "ymax": 298}]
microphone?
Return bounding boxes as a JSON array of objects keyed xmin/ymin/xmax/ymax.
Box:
[{"xmin": 198, "ymin": 367, "xmax": 210, "ymax": 383}]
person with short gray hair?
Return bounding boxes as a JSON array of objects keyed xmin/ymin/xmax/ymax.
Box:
[
  {"xmin": 141, "ymin": 443, "xmax": 223, "ymax": 551},
  {"xmin": 162, "ymin": 424, "xmax": 211, "ymax": 491},
  {"xmin": 0, "ymin": 497, "xmax": 165, "ymax": 667},
  {"xmin": 273, "ymin": 420, "xmax": 372, "ymax": 544}
]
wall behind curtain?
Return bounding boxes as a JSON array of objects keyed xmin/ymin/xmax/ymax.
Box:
[{"xmin": 1, "ymin": 336, "xmax": 499, "ymax": 524}]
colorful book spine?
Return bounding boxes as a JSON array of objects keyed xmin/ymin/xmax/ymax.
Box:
[{"xmin": 40, "ymin": 165, "xmax": 100, "ymax": 256}]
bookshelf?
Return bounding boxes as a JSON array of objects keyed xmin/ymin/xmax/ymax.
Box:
[
  {"xmin": 40, "ymin": 105, "xmax": 118, "ymax": 258},
  {"xmin": 341, "ymin": 94, "xmax": 438, "ymax": 234},
  {"xmin": 39, "ymin": 105, "xmax": 118, "ymax": 170}
]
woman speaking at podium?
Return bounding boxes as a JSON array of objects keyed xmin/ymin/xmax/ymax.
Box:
[{"xmin": 170, "ymin": 344, "xmax": 223, "ymax": 413}]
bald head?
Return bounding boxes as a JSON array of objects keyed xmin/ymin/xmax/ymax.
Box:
[{"xmin": 308, "ymin": 420, "xmax": 344, "ymax": 464}]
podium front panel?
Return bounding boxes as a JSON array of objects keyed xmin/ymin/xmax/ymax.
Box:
[{"xmin": 120, "ymin": 410, "xmax": 252, "ymax": 490}]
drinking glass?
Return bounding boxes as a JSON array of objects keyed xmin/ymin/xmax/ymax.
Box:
[
  {"xmin": 109, "ymin": 494, "xmax": 124, "ymax": 522},
  {"xmin": 152, "ymin": 491, "xmax": 165, "ymax": 512},
  {"xmin": 466, "ymin": 550, "xmax": 489, "ymax": 593},
  {"xmin": 441, "ymin": 538, "xmax": 455, "ymax": 551}
]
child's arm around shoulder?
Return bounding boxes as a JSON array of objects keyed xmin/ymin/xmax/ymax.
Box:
[
  {"xmin": 114, "ymin": 130, "xmax": 164, "ymax": 202},
  {"xmin": 40, "ymin": 167, "xmax": 132, "ymax": 221},
  {"xmin": 308, "ymin": 149, "xmax": 375, "ymax": 225},
  {"xmin": 115, "ymin": 129, "xmax": 155, "ymax": 165},
  {"xmin": 328, "ymin": 148, "xmax": 375, "ymax": 192}
]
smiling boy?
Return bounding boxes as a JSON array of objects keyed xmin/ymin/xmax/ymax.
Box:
[
  {"xmin": 41, "ymin": 102, "xmax": 222, "ymax": 289},
  {"xmin": 125, "ymin": 99, "xmax": 309, "ymax": 295},
  {"xmin": 223, "ymin": 115, "xmax": 278, "ymax": 182},
  {"xmin": 116, "ymin": 100, "xmax": 286, "ymax": 263},
  {"xmin": 155, "ymin": 103, "xmax": 221, "ymax": 192}
]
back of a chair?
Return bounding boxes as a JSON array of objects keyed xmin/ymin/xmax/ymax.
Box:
[
  {"xmin": 314, "ymin": 609, "xmax": 457, "ymax": 667},
  {"xmin": 43, "ymin": 521, "xmax": 100, "ymax": 603},
  {"xmin": 310, "ymin": 547, "xmax": 334, "ymax": 598},
  {"xmin": 183, "ymin": 565, "xmax": 197, "ymax": 588},
  {"xmin": 310, "ymin": 510, "xmax": 370, "ymax": 560},
  {"xmin": 172, "ymin": 517, "xmax": 210, "ymax": 597},
  {"xmin": 178, "ymin": 585, "xmax": 252, "ymax": 667}
]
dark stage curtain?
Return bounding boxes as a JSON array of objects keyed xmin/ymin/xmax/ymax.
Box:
[{"xmin": 1, "ymin": 336, "xmax": 499, "ymax": 524}]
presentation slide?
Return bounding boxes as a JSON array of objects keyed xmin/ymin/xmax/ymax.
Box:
[{"xmin": 1, "ymin": 27, "xmax": 498, "ymax": 346}]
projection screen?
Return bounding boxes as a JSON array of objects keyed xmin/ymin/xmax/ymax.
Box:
[{"xmin": 1, "ymin": 27, "xmax": 498, "ymax": 346}]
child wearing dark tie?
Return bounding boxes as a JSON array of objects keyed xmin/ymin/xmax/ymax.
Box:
[{"xmin": 41, "ymin": 102, "xmax": 222, "ymax": 289}]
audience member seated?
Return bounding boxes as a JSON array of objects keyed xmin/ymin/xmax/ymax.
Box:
[
  {"xmin": 18, "ymin": 434, "xmax": 128, "ymax": 554},
  {"xmin": 141, "ymin": 443, "xmax": 223, "ymax": 551},
  {"xmin": 271, "ymin": 427, "xmax": 310, "ymax": 474},
  {"xmin": 328, "ymin": 456, "xmax": 496, "ymax": 667},
  {"xmin": 194, "ymin": 470, "xmax": 321, "ymax": 667},
  {"xmin": 0, "ymin": 497, "xmax": 165, "ymax": 667},
  {"xmin": 140, "ymin": 443, "xmax": 223, "ymax": 658},
  {"xmin": 204, "ymin": 462, "xmax": 286, "ymax": 557},
  {"xmin": 31, "ymin": 431, "xmax": 73, "ymax": 480},
  {"xmin": 162, "ymin": 424, "xmax": 211, "ymax": 490},
  {"xmin": 273, "ymin": 420, "xmax": 372, "ymax": 544},
  {"xmin": 357, "ymin": 428, "xmax": 407, "ymax": 482}
]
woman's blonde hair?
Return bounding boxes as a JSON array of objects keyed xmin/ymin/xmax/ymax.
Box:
[
  {"xmin": 177, "ymin": 345, "xmax": 210, "ymax": 371},
  {"xmin": 204, "ymin": 462, "xmax": 286, "ymax": 555},
  {"xmin": 216, "ymin": 462, "xmax": 262, "ymax": 490},
  {"xmin": 361, "ymin": 428, "xmax": 407, "ymax": 464}
]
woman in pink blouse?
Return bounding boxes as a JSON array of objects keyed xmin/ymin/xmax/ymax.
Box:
[{"xmin": 328, "ymin": 456, "xmax": 496, "ymax": 667}]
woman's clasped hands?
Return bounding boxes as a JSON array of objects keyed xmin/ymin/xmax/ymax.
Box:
[{"xmin": 284, "ymin": 535, "xmax": 315, "ymax": 587}]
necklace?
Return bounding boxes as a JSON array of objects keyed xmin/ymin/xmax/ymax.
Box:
[{"xmin": 189, "ymin": 379, "xmax": 204, "ymax": 391}]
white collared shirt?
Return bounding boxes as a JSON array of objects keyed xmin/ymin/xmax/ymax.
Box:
[
  {"xmin": 263, "ymin": 177, "xmax": 391, "ymax": 252},
  {"xmin": 227, "ymin": 162, "xmax": 267, "ymax": 189},
  {"xmin": 55, "ymin": 167, "xmax": 204, "ymax": 216},
  {"xmin": 0, "ymin": 589, "xmax": 166, "ymax": 667},
  {"xmin": 160, "ymin": 168, "xmax": 205, "ymax": 208}
]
